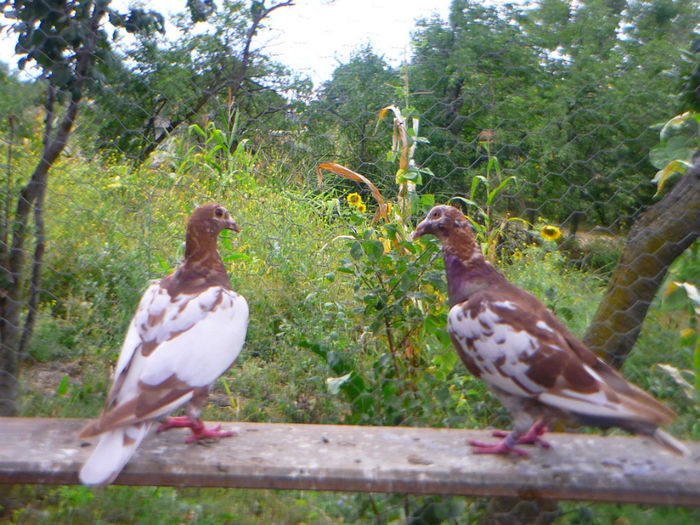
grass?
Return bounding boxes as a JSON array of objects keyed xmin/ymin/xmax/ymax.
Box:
[{"xmin": 3, "ymin": 146, "xmax": 698, "ymax": 523}]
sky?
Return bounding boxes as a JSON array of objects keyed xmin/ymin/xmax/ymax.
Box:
[
  {"xmin": 0, "ymin": 0, "xmax": 453, "ymax": 87},
  {"xmin": 258, "ymin": 0, "xmax": 452, "ymax": 85}
]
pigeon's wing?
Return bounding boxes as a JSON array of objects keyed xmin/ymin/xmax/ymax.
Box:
[
  {"xmin": 80, "ymin": 286, "xmax": 248, "ymax": 437},
  {"xmin": 139, "ymin": 288, "xmax": 249, "ymax": 390},
  {"xmin": 103, "ymin": 282, "xmax": 168, "ymax": 405},
  {"xmin": 449, "ymin": 287, "xmax": 674, "ymax": 426}
]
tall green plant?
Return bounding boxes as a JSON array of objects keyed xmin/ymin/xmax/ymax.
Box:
[
  {"xmin": 310, "ymin": 95, "xmax": 459, "ymax": 425},
  {"xmin": 452, "ymin": 141, "xmax": 523, "ymax": 263}
]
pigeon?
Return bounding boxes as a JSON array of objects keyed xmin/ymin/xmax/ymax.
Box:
[
  {"xmin": 412, "ymin": 205, "xmax": 688, "ymax": 456},
  {"xmin": 79, "ymin": 203, "xmax": 249, "ymax": 485}
]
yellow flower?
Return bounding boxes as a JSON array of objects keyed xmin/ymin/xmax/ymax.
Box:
[
  {"xmin": 385, "ymin": 202, "xmax": 393, "ymax": 215},
  {"xmin": 357, "ymin": 203, "xmax": 367, "ymax": 213},
  {"xmin": 347, "ymin": 193, "xmax": 362, "ymax": 207},
  {"xmin": 540, "ymin": 225, "xmax": 562, "ymax": 241}
]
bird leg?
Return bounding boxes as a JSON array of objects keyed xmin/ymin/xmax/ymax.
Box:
[
  {"xmin": 156, "ymin": 416, "xmax": 193, "ymax": 431},
  {"xmin": 469, "ymin": 420, "xmax": 551, "ymax": 456},
  {"xmin": 184, "ymin": 419, "xmax": 235, "ymax": 444},
  {"xmin": 469, "ymin": 432, "xmax": 530, "ymax": 457},
  {"xmin": 491, "ymin": 420, "xmax": 551, "ymax": 448},
  {"xmin": 157, "ymin": 416, "xmax": 235, "ymax": 443}
]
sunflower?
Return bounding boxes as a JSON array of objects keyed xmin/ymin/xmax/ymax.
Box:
[
  {"xmin": 356, "ymin": 203, "xmax": 367, "ymax": 213},
  {"xmin": 540, "ymin": 224, "xmax": 562, "ymax": 241},
  {"xmin": 347, "ymin": 192, "xmax": 362, "ymax": 207}
]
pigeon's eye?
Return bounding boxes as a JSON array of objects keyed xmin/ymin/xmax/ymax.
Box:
[{"xmin": 215, "ymin": 208, "xmax": 224, "ymax": 218}]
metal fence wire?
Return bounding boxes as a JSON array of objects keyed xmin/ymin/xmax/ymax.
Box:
[{"xmin": 0, "ymin": 0, "xmax": 699, "ymax": 523}]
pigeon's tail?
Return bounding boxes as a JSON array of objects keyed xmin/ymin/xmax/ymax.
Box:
[
  {"xmin": 79, "ymin": 422, "xmax": 152, "ymax": 486},
  {"xmin": 652, "ymin": 428, "xmax": 689, "ymax": 456}
]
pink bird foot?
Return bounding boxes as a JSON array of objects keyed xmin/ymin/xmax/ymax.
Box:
[
  {"xmin": 469, "ymin": 438, "xmax": 530, "ymax": 457},
  {"xmin": 492, "ymin": 421, "xmax": 551, "ymax": 449},
  {"xmin": 157, "ymin": 417, "xmax": 235, "ymax": 443},
  {"xmin": 185, "ymin": 421, "xmax": 235, "ymax": 444}
]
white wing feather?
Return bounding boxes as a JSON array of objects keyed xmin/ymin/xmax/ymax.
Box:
[
  {"xmin": 112, "ymin": 283, "xmax": 162, "ymax": 380},
  {"xmin": 141, "ymin": 290, "xmax": 248, "ymax": 387}
]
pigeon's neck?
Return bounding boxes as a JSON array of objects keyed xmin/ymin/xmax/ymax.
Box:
[
  {"xmin": 183, "ymin": 247, "xmax": 226, "ymax": 273},
  {"xmin": 163, "ymin": 226, "xmax": 232, "ymax": 296},
  {"xmin": 185, "ymin": 224, "xmax": 221, "ymax": 260},
  {"xmin": 441, "ymin": 231, "xmax": 500, "ymax": 307}
]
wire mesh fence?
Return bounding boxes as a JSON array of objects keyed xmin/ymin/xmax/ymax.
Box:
[{"xmin": 0, "ymin": 0, "xmax": 699, "ymax": 523}]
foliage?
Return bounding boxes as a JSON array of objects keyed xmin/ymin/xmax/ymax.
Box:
[
  {"xmin": 679, "ymin": 35, "xmax": 700, "ymax": 112},
  {"xmin": 80, "ymin": 0, "xmax": 300, "ymax": 164},
  {"xmin": 409, "ymin": 0, "xmax": 700, "ymax": 227},
  {"xmin": 650, "ymin": 111, "xmax": 700, "ymax": 194},
  {"xmin": 311, "ymin": 97, "xmax": 465, "ymax": 427},
  {"xmin": 451, "ymin": 142, "xmax": 524, "ymax": 263},
  {"xmin": 659, "ymin": 241, "xmax": 700, "ymax": 399},
  {"xmin": 303, "ymin": 46, "xmax": 400, "ymax": 188},
  {"xmin": 0, "ymin": 0, "xmax": 171, "ymax": 417},
  {"xmin": 7, "ymin": 0, "xmax": 164, "ymax": 92}
]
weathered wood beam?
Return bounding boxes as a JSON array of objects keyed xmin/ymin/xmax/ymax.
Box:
[{"xmin": 0, "ymin": 417, "xmax": 698, "ymax": 506}]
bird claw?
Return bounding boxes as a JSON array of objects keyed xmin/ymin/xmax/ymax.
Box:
[
  {"xmin": 469, "ymin": 439, "xmax": 530, "ymax": 457},
  {"xmin": 185, "ymin": 424, "xmax": 235, "ymax": 444},
  {"xmin": 158, "ymin": 418, "xmax": 236, "ymax": 443}
]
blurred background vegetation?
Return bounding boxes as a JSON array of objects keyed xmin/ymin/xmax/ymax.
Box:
[{"xmin": 0, "ymin": 0, "xmax": 698, "ymax": 523}]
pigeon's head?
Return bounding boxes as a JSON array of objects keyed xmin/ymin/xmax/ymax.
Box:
[
  {"xmin": 189, "ymin": 203, "xmax": 240, "ymax": 235},
  {"xmin": 412, "ymin": 205, "xmax": 470, "ymax": 241}
]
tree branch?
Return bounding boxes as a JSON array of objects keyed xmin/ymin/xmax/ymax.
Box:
[
  {"xmin": 583, "ymin": 160, "xmax": 700, "ymax": 367},
  {"xmin": 135, "ymin": 1, "xmax": 295, "ymax": 164}
]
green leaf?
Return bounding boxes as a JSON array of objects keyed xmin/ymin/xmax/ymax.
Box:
[
  {"xmin": 651, "ymin": 159, "xmax": 692, "ymax": 196},
  {"xmin": 396, "ymin": 167, "xmax": 422, "ymax": 185},
  {"xmin": 419, "ymin": 193, "xmax": 435, "ymax": 210},
  {"xmin": 487, "ymin": 176, "xmax": 516, "ymax": 205},
  {"xmin": 154, "ymin": 253, "xmax": 170, "ymax": 273},
  {"xmin": 222, "ymin": 252, "xmax": 252, "ymax": 263},
  {"xmin": 188, "ymin": 124, "xmax": 206, "ymax": 140},
  {"xmin": 450, "ymin": 195, "xmax": 479, "ymax": 209},
  {"xmin": 469, "ymin": 175, "xmax": 487, "ymax": 200},
  {"xmin": 362, "ymin": 239, "xmax": 384, "ymax": 262},
  {"xmin": 663, "ymin": 281, "xmax": 700, "ymax": 314},
  {"xmin": 486, "ymin": 155, "xmax": 501, "ymax": 176},
  {"xmin": 659, "ymin": 112, "xmax": 695, "ymax": 142},
  {"xmin": 350, "ymin": 241, "xmax": 363, "ymax": 260},
  {"xmin": 56, "ymin": 376, "xmax": 69, "ymax": 397},
  {"xmin": 649, "ymin": 135, "xmax": 696, "ymax": 169}
]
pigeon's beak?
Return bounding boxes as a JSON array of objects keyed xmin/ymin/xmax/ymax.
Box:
[
  {"xmin": 224, "ymin": 217, "xmax": 240, "ymax": 233},
  {"xmin": 412, "ymin": 217, "xmax": 429, "ymax": 240}
]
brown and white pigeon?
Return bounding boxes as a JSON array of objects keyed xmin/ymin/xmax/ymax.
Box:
[
  {"xmin": 413, "ymin": 205, "xmax": 688, "ymax": 456},
  {"xmin": 79, "ymin": 203, "xmax": 249, "ymax": 485}
]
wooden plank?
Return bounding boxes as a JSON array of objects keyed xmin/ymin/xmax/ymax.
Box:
[{"xmin": 0, "ymin": 417, "xmax": 698, "ymax": 506}]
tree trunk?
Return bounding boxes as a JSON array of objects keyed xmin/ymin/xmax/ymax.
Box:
[
  {"xmin": 0, "ymin": 2, "xmax": 103, "ymax": 416},
  {"xmin": 583, "ymin": 160, "xmax": 700, "ymax": 368}
]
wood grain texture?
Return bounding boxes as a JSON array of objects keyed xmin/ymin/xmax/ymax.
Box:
[{"xmin": 0, "ymin": 417, "xmax": 698, "ymax": 506}]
